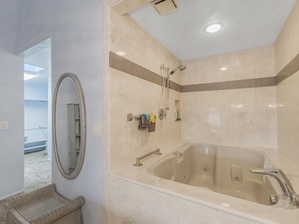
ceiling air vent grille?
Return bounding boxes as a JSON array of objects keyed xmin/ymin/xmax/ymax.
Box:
[{"xmin": 151, "ymin": 0, "xmax": 178, "ymax": 15}]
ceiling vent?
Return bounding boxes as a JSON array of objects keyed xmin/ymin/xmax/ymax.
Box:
[{"xmin": 151, "ymin": 0, "xmax": 178, "ymax": 15}]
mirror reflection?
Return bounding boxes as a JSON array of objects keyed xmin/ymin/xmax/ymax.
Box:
[{"xmin": 54, "ymin": 74, "xmax": 86, "ymax": 178}]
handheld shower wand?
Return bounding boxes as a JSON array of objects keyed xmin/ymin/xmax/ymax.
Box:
[{"xmin": 169, "ymin": 65, "xmax": 186, "ymax": 75}]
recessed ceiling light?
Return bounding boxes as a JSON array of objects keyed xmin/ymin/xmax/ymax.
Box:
[
  {"xmin": 116, "ymin": 51, "xmax": 126, "ymax": 57},
  {"xmin": 24, "ymin": 72, "xmax": 38, "ymax": 81},
  {"xmin": 220, "ymin": 67, "xmax": 228, "ymax": 71},
  {"xmin": 205, "ymin": 23, "xmax": 222, "ymax": 33}
]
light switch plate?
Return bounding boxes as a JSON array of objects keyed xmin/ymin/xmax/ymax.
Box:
[{"xmin": 0, "ymin": 121, "xmax": 9, "ymax": 130}]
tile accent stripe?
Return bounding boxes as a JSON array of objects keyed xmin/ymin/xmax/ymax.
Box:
[
  {"xmin": 109, "ymin": 51, "xmax": 299, "ymax": 93},
  {"xmin": 276, "ymin": 53, "xmax": 299, "ymax": 84},
  {"xmin": 182, "ymin": 77, "xmax": 276, "ymax": 92},
  {"xmin": 109, "ymin": 52, "xmax": 182, "ymax": 92}
]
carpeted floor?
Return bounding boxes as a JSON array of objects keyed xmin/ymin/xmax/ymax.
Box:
[{"xmin": 24, "ymin": 150, "xmax": 52, "ymax": 192}]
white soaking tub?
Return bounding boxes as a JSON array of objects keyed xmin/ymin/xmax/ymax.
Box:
[{"xmin": 148, "ymin": 144, "xmax": 277, "ymax": 206}]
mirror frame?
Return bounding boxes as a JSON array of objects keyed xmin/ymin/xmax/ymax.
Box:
[{"xmin": 53, "ymin": 73, "xmax": 87, "ymax": 180}]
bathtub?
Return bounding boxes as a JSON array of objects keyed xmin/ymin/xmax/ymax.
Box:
[{"xmin": 148, "ymin": 144, "xmax": 277, "ymax": 206}]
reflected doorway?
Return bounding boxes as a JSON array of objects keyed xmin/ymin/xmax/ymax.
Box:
[{"xmin": 23, "ymin": 39, "xmax": 52, "ymax": 192}]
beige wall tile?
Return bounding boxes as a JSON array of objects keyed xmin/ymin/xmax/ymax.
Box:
[
  {"xmin": 277, "ymin": 71, "xmax": 299, "ymax": 165},
  {"xmin": 181, "ymin": 46, "xmax": 275, "ymax": 85},
  {"xmin": 109, "ymin": 10, "xmax": 182, "ymax": 169},
  {"xmin": 276, "ymin": 0, "xmax": 299, "ymax": 167},
  {"xmin": 180, "ymin": 46, "xmax": 277, "ymax": 150},
  {"xmin": 181, "ymin": 87, "xmax": 277, "ymax": 149},
  {"xmin": 275, "ymin": 1, "xmax": 299, "ymax": 72},
  {"xmin": 110, "ymin": 10, "xmax": 182, "ymax": 83},
  {"xmin": 110, "ymin": 69, "xmax": 182, "ymax": 168}
]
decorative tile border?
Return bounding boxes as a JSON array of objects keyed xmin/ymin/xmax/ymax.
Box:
[
  {"xmin": 276, "ymin": 53, "xmax": 299, "ymax": 84},
  {"xmin": 182, "ymin": 77, "xmax": 276, "ymax": 92},
  {"xmin": 109, "ymin": 52, "xmax": 182, "ymax": 92},
  {"xmin": 109, "ymin": 51, "xmax": 299, "ymax": 92}
]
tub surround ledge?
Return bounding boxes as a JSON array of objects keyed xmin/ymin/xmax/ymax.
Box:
[{"xmin": 111, "ymin": 143, "xmax": 299, "ymax": 224}]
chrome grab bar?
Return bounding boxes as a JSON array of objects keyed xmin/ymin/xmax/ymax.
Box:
[{"xmin": 134, "ymin": 148, "xmax": 162, "ymax": 167}]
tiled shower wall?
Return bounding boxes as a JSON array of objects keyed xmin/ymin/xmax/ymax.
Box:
[
  {"xmin": 109, "ymin": 10, "xmax": 280, "ymax": 167},
  {"xmin": 182, "ymin": 46, "xmax": 275, "ymax": 85},
  {"xmin": 276, "ymin": 1, "xmax": 299, "ymax": 168},
  {"xmin": 108, "ymin": 7, "xmax": 282, "ymax": 224},
  {"xmin": 181, "ymin": 46, "xmax": 278, "ymax": 149},
  {"xmin": 108, "ymin": 2, "xmax": 299, "ymax": 223},
  {"xmin": 109, "ymin": 10, "xmax": 182, "ymax": 169}
]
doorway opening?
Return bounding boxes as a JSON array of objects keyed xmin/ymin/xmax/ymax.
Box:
[{"xmin": 23, "ymin": 39, "xmax": 52, "ymax": 192}]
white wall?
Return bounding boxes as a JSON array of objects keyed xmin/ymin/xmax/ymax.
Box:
[
  {"xmin": 16, "ymin": 0, "xmax": 107, "ymax": 223},
  {"xmin": 0, "ymin": 0, "xmax": 19, "ymax": 52},
  {"xmin": 0, "ymin": 49, "xmax": 23, "ymax": 199},
  {"xmin": 0, "ymin": 0, "xmax": 24, "ymax": 199}
]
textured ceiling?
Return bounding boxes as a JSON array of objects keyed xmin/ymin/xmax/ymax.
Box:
[{"xmin": 130, "ymin": 0, "xmax": 296, "ymax": 60}]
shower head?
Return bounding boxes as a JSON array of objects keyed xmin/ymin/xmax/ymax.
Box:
[{"xmin": 170, "ymin": 65, "xmax": 186, "ymax": 75}]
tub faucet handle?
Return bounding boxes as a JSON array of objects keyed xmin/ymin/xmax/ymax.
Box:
[{"xmin": 251, "ymin": 168, "xmax": 299, "ymax": 208}]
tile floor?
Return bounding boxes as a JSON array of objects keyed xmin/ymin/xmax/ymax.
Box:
[{"xmin": 24, "ymin": 150, "xmax": 51, "ymax": 192}]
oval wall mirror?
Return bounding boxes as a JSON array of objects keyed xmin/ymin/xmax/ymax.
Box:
[{"xmin": 53, "ymin": 73, "xmax": 86, "ymax": 179}]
